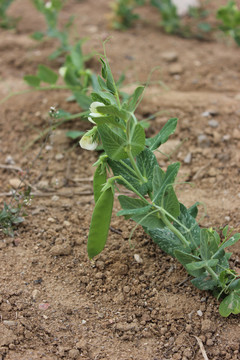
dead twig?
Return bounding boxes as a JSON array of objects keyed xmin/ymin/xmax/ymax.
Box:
[
  {"xmin": 193, "ymin": 335, "xmax": 209, "ymax": 360},
  {"xmin": 0, "ymin": 164, "xmax": 23, "ymax": 172}
]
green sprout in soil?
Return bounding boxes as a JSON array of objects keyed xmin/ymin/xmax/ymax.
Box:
[
  {"xmin": 79, "ymin": 48, "xmax": 240, "ymax": 318},
  {"xmin": 217, "ymin": 0, "xmax": 240, "ymax": 46},
  {"xmin": 0, "ymin": 0, "xmax": 19, "ymax": 28},
  {"xmin": 31, "ymin": 0, "xmax": 74, "ymax": 59},
  {"xmin": 110, "ymin": 0, "xmax": 145, "ymax": 30},
  {"xmin": 0, "ymin": 187, "xmax": 31, "ymax": 237}
]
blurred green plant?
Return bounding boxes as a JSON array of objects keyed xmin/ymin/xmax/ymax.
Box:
[
  {"xmin": 110, "ymin": 0, "xmax": 145, "ymax": 30},
  {"xmin": 0, "ymin": 0, "xmax": 18, "ymax": 28},
  {"xmin": 0, "ymin": 187, "xmax": 31, "ymax": 237},
  {"xmin": 31, "ymin": 0, "xmax": 74, "ymax": 59},
  {"xmin": 217, "ymin": 0, "xmax": 240, "ymax": 46}
]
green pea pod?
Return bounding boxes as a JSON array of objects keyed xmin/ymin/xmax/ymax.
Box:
[
  {"xmin": 87, "ymin": 187, "xmax": 114, "ymax": 259},
  {"xmin": 93, "ymin": 164, "xmax": 107, "ymax": 203}
]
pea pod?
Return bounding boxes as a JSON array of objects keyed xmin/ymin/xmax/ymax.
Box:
[
  {"xmin": 87, "ymin": 187, "xmax": 114, "ymax": 259},
  {"xmin": 93, "ymin": 164, "xmax": 107, "ymax": 203}
]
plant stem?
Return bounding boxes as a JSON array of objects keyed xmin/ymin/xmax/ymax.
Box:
[
  {"xmin": 0, "ymin": 85, "xmax": 86, "ymax": 105},
  {"xmin": 118, "ymin": 176, "xmax": 149, "ymax": 204},
  {"xmin": 205, "ymin": 265, "xmax": 219, "ymax": 282},
  {"xmin": 160, "ymin": 212, "xmax": 190, "ymax": 248},
  {"xmin": 128, "ymin": 152, "xmax": 147, "ymax": 184}
]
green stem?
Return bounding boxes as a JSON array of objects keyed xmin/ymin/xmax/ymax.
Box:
[
  {"xmin": 160, "ymin": 212, "xmax": 190, "ymax": 248},
  {"xmin": 119, "ymin": 160, "xmax": 139, "ymax": 178},
  {"xmin": 0, "ymin": 85, "xmax": 86, "ymax": 105},
  {"xmin": 128, "ymin": 152, "xmax": 147, "ymax": 184},
  {"xmin": 205, "ymin": 266, "xmax": 219, "ymax": 282},
  {"xmin": 118, "ymin": 176, "xmax": 149, "ymax": 204}
]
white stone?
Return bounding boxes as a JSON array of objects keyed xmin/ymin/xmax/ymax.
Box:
[{"xmin": 172, "ymin": 0, "xmax": 200, "ymax": 16}]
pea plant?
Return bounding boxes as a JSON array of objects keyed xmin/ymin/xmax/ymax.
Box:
[
  {"xmin": 110, "ymin": 0, "xmax": 145, "ymax": 30},
  {"xmin": 0, "ymin": 0, "xmax": 18, "ymax": 28},
  {"xmin": 79, "ymin": 52, "xmax": 240, "ymax": 317},
  {"xmin": 31, "ymin": 0, "xmax": 73, "ymax": 59},
  {"xmin": 217, "ymin": 0, "xmax": 240, "ymax": 46}
]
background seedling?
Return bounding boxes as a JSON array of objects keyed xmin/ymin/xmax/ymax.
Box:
[{"xmin": 31, "ymin": 0, "xmax": 74, "ymax": 59}]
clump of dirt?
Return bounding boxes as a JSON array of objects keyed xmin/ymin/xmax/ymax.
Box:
[{"xmin": 0, "ymin": 0, "xmax": 240, "ymax": 359}]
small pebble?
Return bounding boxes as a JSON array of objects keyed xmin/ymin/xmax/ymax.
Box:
[
  {"xmin": 222, "ymin": 134, "xmax": 231, "ymax": 141},
  {"xmin": 63, "ymin": 220, "xmax": 71, "ymax": 227},
  {"xmin": 82, "ymin": 320, "xmax": 86, "ymax": 324},
  {"xmin": 134, "ymin": 254, "xmax": 143, "ymax": 263},
  {"xmin": 5, "ymin": 155, "xmax": 15, "ymax": 165},
  {"xmin": 39, "ymin": 303, "xmax": 50, "ymax": 310},
  {"xmin": 45, "ymin": 145, "xmax": 52, "ymax": 151},
  {"xmin": 52, "ymin": 195, "xmax": 59, "ymax": 201},
  {"xmin": 197, "ymin": 134, "xmax": 210, "ymax": 148},
  {"xmin": 208, "ymin": 119, "xmax": 219, "ymax": 128},
  {"xmin": 184, "ymin": 152, "xmax": 192, "ymax": 164},
  {"xmin": 169, "ymin": 63, "xmax": 183, "ymax": 75},
  {"xmin": 161, "ymin": 51, "xmax": 178, "ymax": 62},
  {"xmin": 9, "ymin": 178, "xmax": 22, "ymax": 189},
  {"xmin": 32, "ymin": 289, "xmax": 40, "ymax": 300},
  {"xmin": 50, "ymin": 244, "xmax": 72, "ymax": 256},
  {"xmin": 55, "ymin": 153, "xmax": 64, "ymax": 160},
  {"xmin": 225, "ymin": 216, "xmax": 231, "ymax": 222},
  {"xmin": 47, "ymin": 217, "xmax": 55, "ymax": 223},
  {"xmin": 69, "ymin": 349, "xmax": 80, "ymax": 359},
  {"xmin": 197, "ymin": 310, "xmax": 203, "ymax": 317},
  {"xmin": 3, "ymin": 320, "xmax": 17, "ymax": 327}
]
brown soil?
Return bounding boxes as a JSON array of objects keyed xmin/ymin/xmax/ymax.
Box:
[{"xmin": 1, "ymin": 1, "xmax": 240, "ymax": 359}]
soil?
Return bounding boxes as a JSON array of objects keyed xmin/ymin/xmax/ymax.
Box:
[{"xmin": 0, "ymin": 1, "xmax": 240, "ymax": 359}]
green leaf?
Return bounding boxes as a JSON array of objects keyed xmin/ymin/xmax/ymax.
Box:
[
  {"xmin": 31, "ymin": 31, "xmax": 45, "ymax": 41},
  {"xmin": 149, "ymin": 227, "xmax": 191, "ymax": 257},
  {"xmin": 91, "ymin": 92, "xmax": 111, "ymax": 105},
  {"xmin": 93, "ymin": 116, "xmax": 124, "ymax": 129},
  {"xmin": 127, "ymin": 86, "xmax": 144, "ymax": 112},
  {"xmin": 98, "ymin": 125, "xmax": 128, "ymax": 160},
  {"xmin": 146, "ymin": 118, "xmax": 178, "ymax": 150},
  {"xmin": 37, "ymin": 65, "xmax": 58, "ymax": 84},
  {"xmin": 118, "ymin": 195, "xmax": 164, "ymax": 229},
  {"xmin": 70, "ymin": 41, "xmax": 84, "ymax": 70},
  {"xmin": 98, "ymin": 124, "xmax": 145, "ymax": 160},
  {"xmin": 162, "ymin": 186, "xmax": 180, "ymax": 221},
  {"xmin": 152, "ymin": 165, "xmax": 165, "ymax": 197},
  {"xmin": 186, "ymin": 259, "xmax": 219, "ymax": 272},
  {"xmin": 93, "ymin": 165, "xmax": 107, "ymax": 203},
  {"xmin": 219, "ymin": 233, "xmax": 240, "ymax": 251},
  {"xmin": 175, "ymin": 249, "xmax": 202, "ymax": 277},
  {"xmin": 66, "ymin": 130, "xmax": 84, "ymax": 139},
  {"xmin": 131, "ymin": 124, "xmax": 145, "ymax": 157},
  {"xmin": 117, "ymin": 205, "xmax": 152, "ymax": 217},
  {"xmin": 87, "ymin": 188, "xmax": 114, "ymax": 259},
  {"xmin": 153, "ymin": 162, "xmax": 180, "ymax": 204},
  {"xmin": 174, "ymin": 204, "xmax": 201, "ymax": 250},
  {"xmin": 73, "ymin": 92, "xmax": 92, "ymax": 110},
  {"xmin": 96, "ymin": 105, "xmax": 128, "ymax": 120},
  {"xmin": 219, "ymin": 291, "xmax": 240, "ymax": 317},
  {"xmin": 191, "ymin": 272, "xmax": 218, "ymax": 290},
  {"xmin": 188, "ymin": 202, "xmax": 200, "ymax": 219},
  {"xmin": 23, "ymin": 75, "xmax": 40, "ymax": 87},
  {"xmin": 100, "ymin": 58, "xmax": 115, "ymax": 94},
  {"xmin": 108, "ymin": 148, "xmax": 158, "ymax": 196},
  {"xmin": 200, "ymin": 229, "xmax": 219, "ymax": 260}
]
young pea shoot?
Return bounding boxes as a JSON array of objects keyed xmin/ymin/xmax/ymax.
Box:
[{"xmin": 80, "ymin": 51, "xmax": 240, "ymax": 317}]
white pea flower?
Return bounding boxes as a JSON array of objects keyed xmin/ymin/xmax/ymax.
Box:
[
  {"xmin": 88, "ymin": 102, "xmax": 105, "ymax": 124},
  {"xmin": 59, "ymin": 66, "xmax": 67, "ymax": 77},
  {"xmin": 79, "ymin": 127, "xmax": 98, "ymax": 151},
  {"xmin": 45, "ymin": 1, "xmax": 52, "ymax": 9}
]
